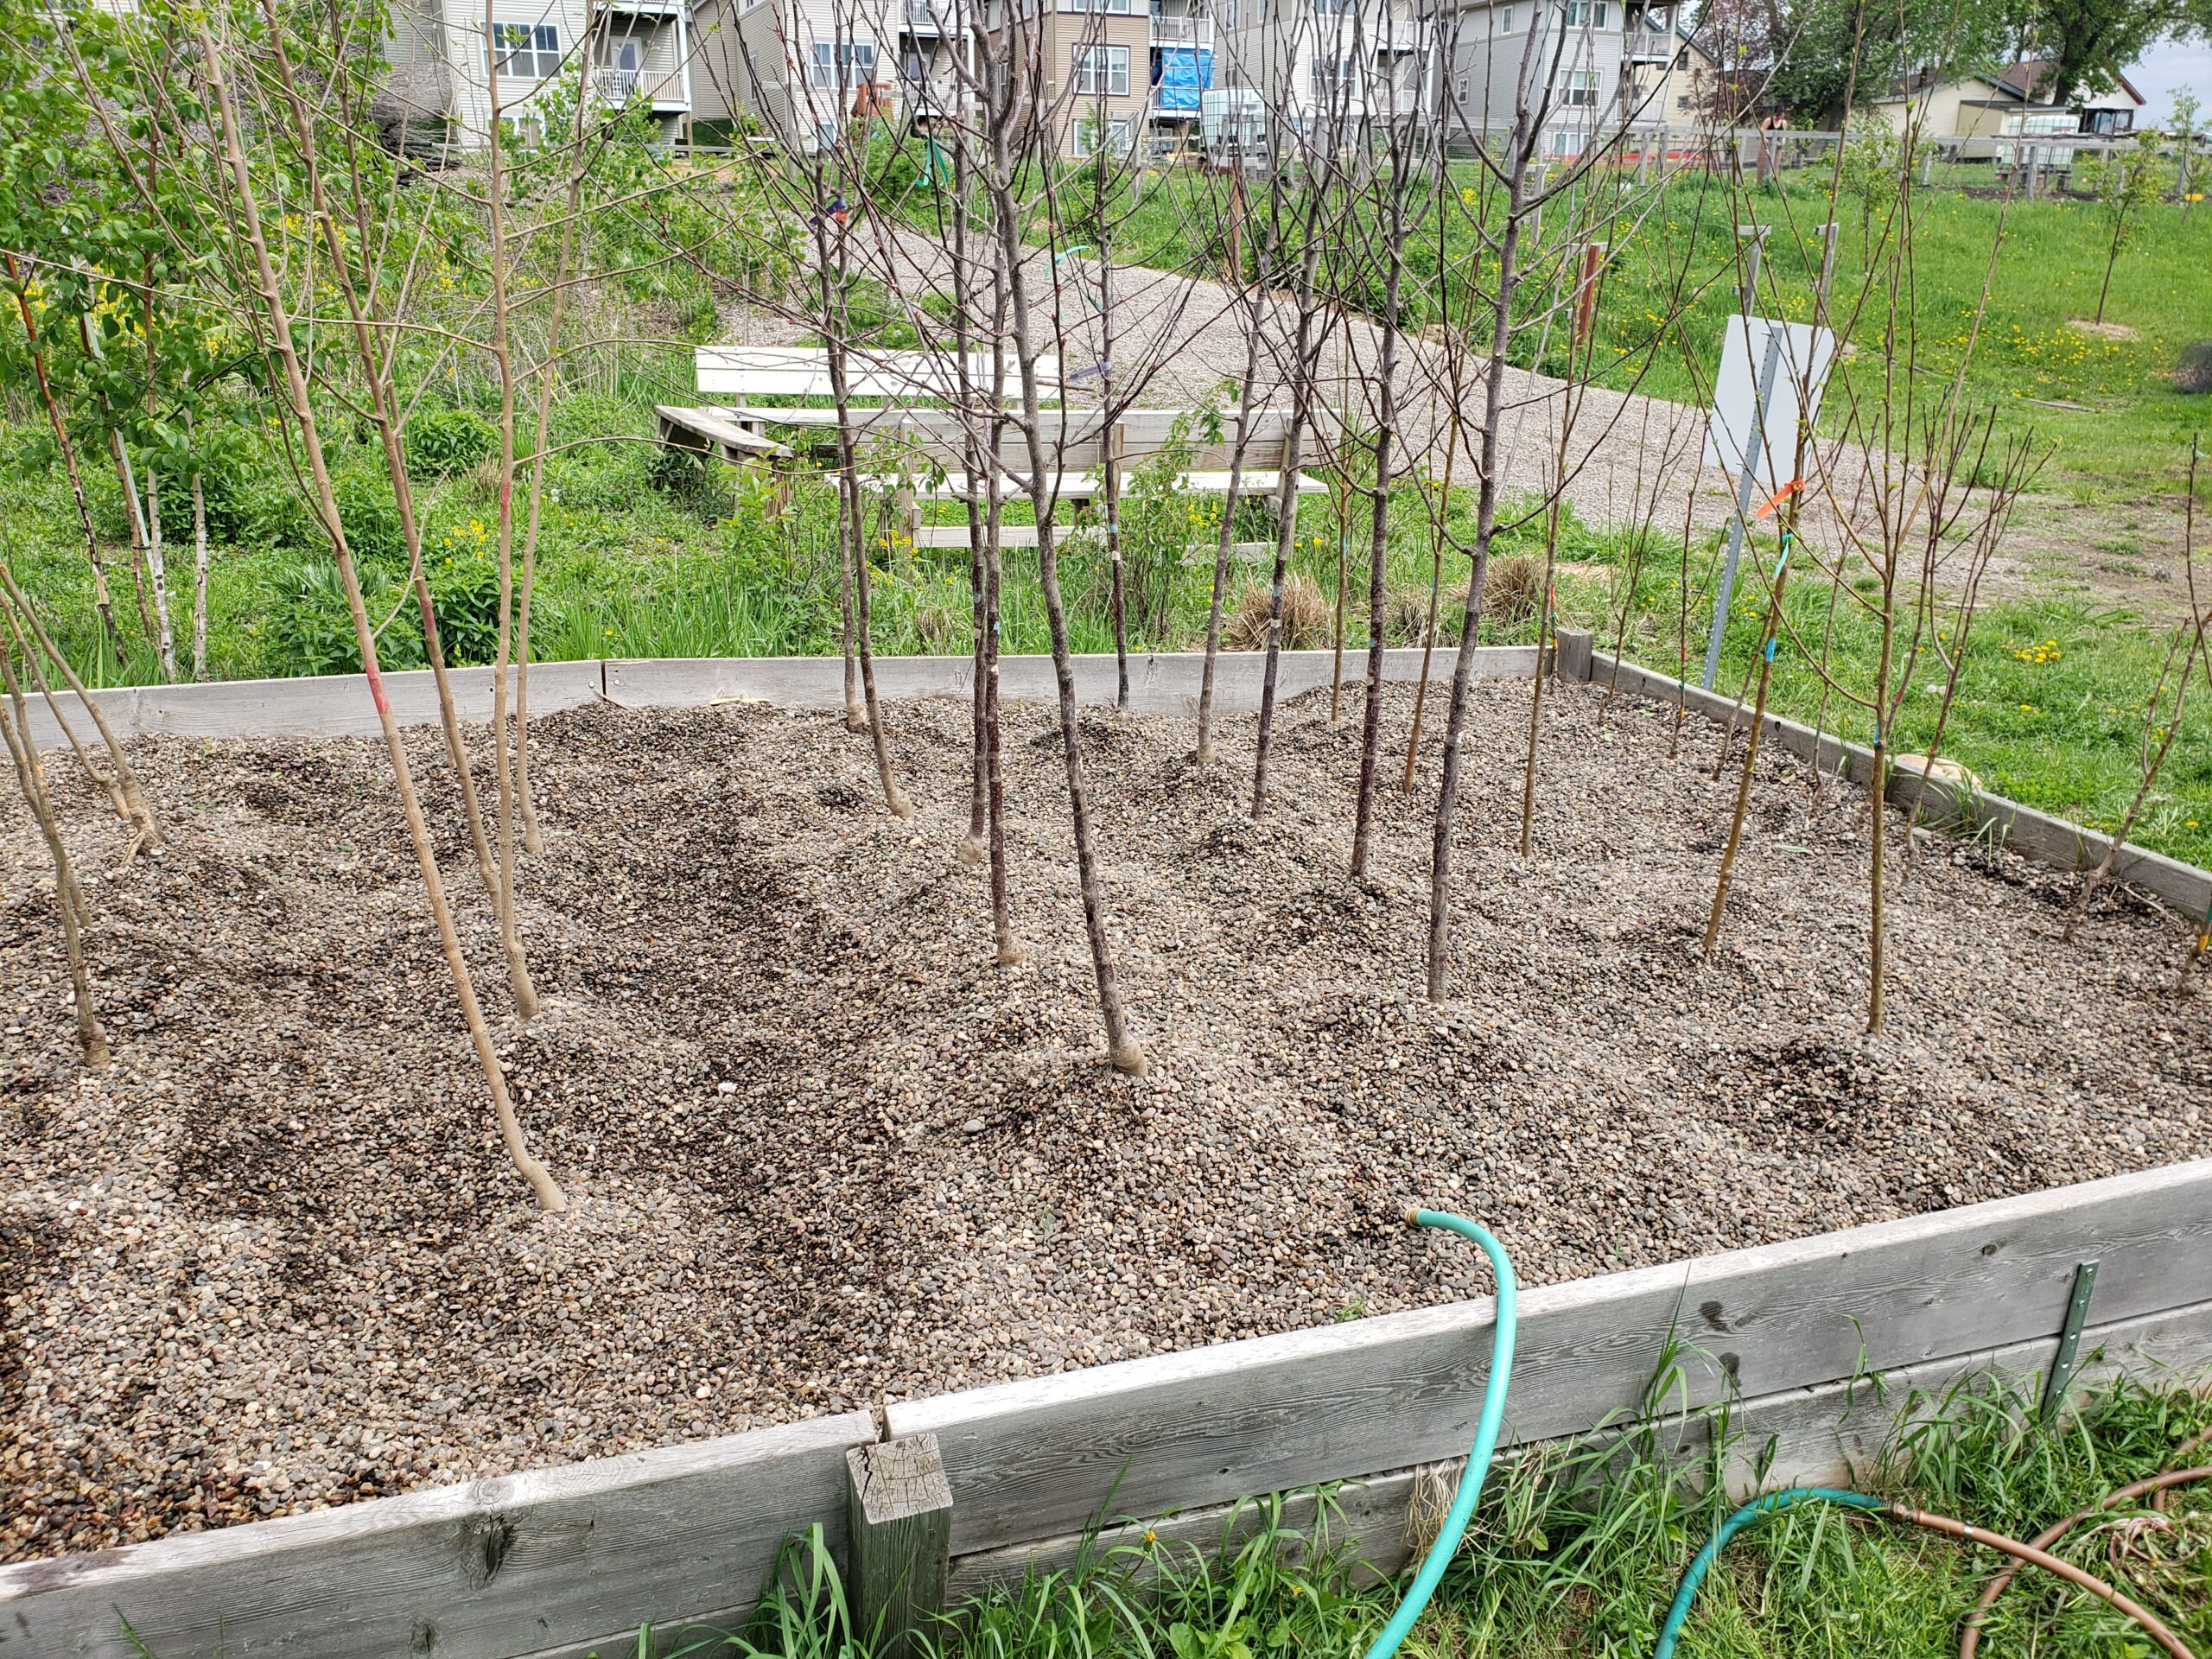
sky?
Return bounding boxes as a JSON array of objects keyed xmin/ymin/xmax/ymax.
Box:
[{"xmin": 2125, "ymin": 35, "xmax": 2212, "ymax": 124}]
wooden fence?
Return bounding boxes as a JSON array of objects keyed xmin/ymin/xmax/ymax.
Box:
[{"xmin": 5, "ymin": 641, "xmax": 2211, "ymax": 1656}]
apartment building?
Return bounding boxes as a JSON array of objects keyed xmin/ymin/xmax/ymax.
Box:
[
  {"xmin": 380, "ymin": 0, "xmax": 695, "ymax": 147},
  {"xmin": 1213, "ymin": 0, "xmax": 1433, "ymax": 132},
  {"xmin": 1434, "ymin": 0, "xmax": 1706, "ymax": 147},
  {"xmin": 688, "ymin": 0, "xmax": 1219, "ymax": 156}
]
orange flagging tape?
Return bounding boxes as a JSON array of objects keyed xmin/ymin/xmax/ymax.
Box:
[{"xmin": 1754, "ymin": 479, "xmax": 1803, "ymax": 519}]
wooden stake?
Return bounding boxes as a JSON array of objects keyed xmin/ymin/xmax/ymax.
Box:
[{"xmin": 845, "ymin": 1434, "xmax": 953, "ymax": 1659}]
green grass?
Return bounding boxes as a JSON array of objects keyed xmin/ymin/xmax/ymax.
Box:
[
  {"xmin": 586, "ymin": 1367, "xmax": 2212, "ymax": 1659},
  {"xmin": 10, "ymin": 397, "xmax": 2209, "ymax": 869},
  {"xmin": 1573, "ymin": 520, "xmax": 2212, "ymax": 872},
  {"xmin": 1025, "ymin": 162, "xmax": 2212, "ymax": 503}
]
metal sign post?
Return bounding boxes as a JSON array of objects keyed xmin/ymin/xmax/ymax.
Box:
[{"xmin": 1701, "ymin": 324, "xmax": 1786, "ymax": 691}]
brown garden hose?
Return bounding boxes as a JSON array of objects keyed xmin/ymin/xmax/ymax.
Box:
[{"xmin": 1945, "ymin": 1472, "xmax": 2212, "ymax": 1659}]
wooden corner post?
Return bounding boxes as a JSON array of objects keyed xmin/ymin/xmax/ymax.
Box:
[{"xmin": 846, "ymin": 1433, "xmax": 953, "ymax": 1659}]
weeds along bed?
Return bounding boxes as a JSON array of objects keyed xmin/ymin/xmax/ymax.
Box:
[
  {"xmin": 612, "ymin": 1368, "xmax": 2212, "ymax": 1659},
  {"xmin": 7, "ymin": 410, "xmax": 2209, "ymax": 869}
]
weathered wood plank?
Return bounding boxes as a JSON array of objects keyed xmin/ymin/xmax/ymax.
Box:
[
  {"xmin": 19, "ymin": 663, "xmax": 608, "ymax": 753},
  {"xmin": 847, "ymin": 1436, "xmax": 954, "ymax": 1659},
  {"xmin": 892, "ymin": 1160, "xmax": 2212, "ymax": 1554},
  {"xmin": 0, "ymin": 1410, "xmax": 874, "ymax": 1659},
  {"xmin": 602, "ymin": 647, "xmax": 1538, "ymax": 721},
  {"xmin": 1585, "ymin": 650, "xmax": 2212, "ymax": 922},
  {"xmin": 944, "ymin": 1294, "xmax": 2212, "ymax": 1600}
]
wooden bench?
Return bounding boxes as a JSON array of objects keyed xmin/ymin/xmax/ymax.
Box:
[
  {"xmin": 695, "ymin": 346, "xmax": 1064, "ymax": 430},
  {"xmin": 652, "ymin": 404, "xmax": 790, "ymax": 462}
]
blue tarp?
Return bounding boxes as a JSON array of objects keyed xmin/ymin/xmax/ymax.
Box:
[{"xmin": 1154, "ymin": 47, "xmax": 1212, "ymax": 112}]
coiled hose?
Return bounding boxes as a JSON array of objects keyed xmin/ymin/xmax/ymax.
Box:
[
  {"xmin": 1361, "ymin": 1209, "xmax": 1517, "ymax": 1659},
  {"xmin": 1655, "ymin": 1489, "xmax": 2199, "ymax": 1659},
  {"xmin": 1365, "ymin": 1211, "xmax": 2200, "ymax": 1659}
]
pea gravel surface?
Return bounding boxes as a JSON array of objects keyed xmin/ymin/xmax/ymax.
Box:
[{"xmin": 3, "ymin": 677, "xmax": 2207, "ymax": 1562}]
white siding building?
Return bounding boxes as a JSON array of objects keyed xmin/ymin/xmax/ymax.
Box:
[
  {"xmin": 379, "ymin": 0, "xmax": 696, "ymax": 148},
  {"xmin": 1212, "ymin": 0, "xmax": 1435, "ymax": 131},
  {"xmin": 1437, "ymin": 0, "xmax": 1707, "ymax": 150}
]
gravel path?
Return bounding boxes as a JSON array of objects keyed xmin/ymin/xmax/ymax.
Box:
[{"xmin": 4, "ymin": 679, "xmax": 2207, "ymax": 1561}]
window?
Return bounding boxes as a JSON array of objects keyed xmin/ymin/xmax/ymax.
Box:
[
  {"xmin": 1313, "ymin": 0, "xmax": 1353, "ymax": 13},
  {"xmin": 1493, "ymin": 3, "xmax": 1515, "ymax": 29},
  {"xmin": 1071, "ymin": 44, "xmax": 1130, "ymax": 94},
  {"xmin": 489, "ymin": 22, "xmax": 560, "ymax": 79},
  {"xmin": 1073, "ymin": 117, "xmax": 1133, "ymax": 154},
  {"xmin": 1311, "ymin": 55, "xmax": 1354, "ymax": 99},
  {"xmin": 1559, "ymin": 67, "xmax": 1599, "ymax": 104},
  {"xmin": 1563, "ymin": 0, "xmax": 1606, "ymax": 23},
  {"xmin": 1224, "ymin": 0, "xmax": 1239, "ymax": 22},
  {"xmin": 810, "ymin": 39, "xmax": 877, "ymax": 88},
  {"xmin": 1063, "ymin": 0, "xmax": 1133, "ymax": 11}
]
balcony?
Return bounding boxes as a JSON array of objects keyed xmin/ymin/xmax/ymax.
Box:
[
  {"xmin": 903, "ymin": 0, "xmax": 964, "ymax": 34},
  {"xmin": 594, "ymin": 65, "xmax": 688, "ymax": 108},
  {"xmin": 1150, "ymin": 13, "xmax": 1214, "ymax": 43},
  {"xmin": 1623, "ymin": 25, "xmax": 1675, "ymax": 57}
]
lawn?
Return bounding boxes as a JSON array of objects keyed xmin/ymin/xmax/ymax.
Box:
[{"xmin": 1015, "ymin": 158, "xmax": 2212, "ymax": 502}]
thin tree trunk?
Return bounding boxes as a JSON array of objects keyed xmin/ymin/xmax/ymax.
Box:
[
  {"xmin": 0, "ymin": 679, "xmax": 109, "ymax": 1068},
  {"xmin": 0, "ymin": 565, "xmax": 160, "ymax": 849},
  {"xmin": 991, "ymin": 161, "xmax": 1143, "ymax": 1072},
  {"xmin": 1195, "ymin": 313, "xmax": 1266, "ymax": 767},
  {"xmin": 1427, "ymin": 147, "xmax": 1534, "ymax": 1003},
  {"xmin": 191, "ymin": 468, "xmax": 209, "ymax": 680},
  {"xmin": 5, "ymin": 254, "xmax": 123, "ymax": 655},
  {"xmin": 515, "ymin": 9, "xmax": 605, "ymax": 859},
  {"xmin": 0, "ymin": 588, "xmax": 129, "ymax": 826},
  {"xmin": 1702, "ymin": 532, "xmax": 1795, "ymax": 952},
  {"xmin": 1350, "ymin": 162, "xmax": 1407, "ymax": 879},
  {"xmin": 257, "ymin": 3, "xmax": 505, "ymax": 902},
  {"xmin": 197, "ymin": 22, "xmax": 563, "ymax": 1211},
  {"xmin": 1251, "ymin": 232, "xmax": 1329, "ymax": 821},
  {"xmin": 143, "ymin": 467, "xmax": 179, "ymax": 681},
  {"xmin": 480, "ymin": 0, "xmax": 543, "ymax": 1023}
]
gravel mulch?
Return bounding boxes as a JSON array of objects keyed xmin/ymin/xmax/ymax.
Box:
[{"xmin": 3, "ymin": 676, "xmax": 2208, "ymax": 1562}]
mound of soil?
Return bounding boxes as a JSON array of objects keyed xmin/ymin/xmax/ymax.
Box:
[{"xmin": 3, "ymin": 677, "xmax": 2205, "ymax": 1561}]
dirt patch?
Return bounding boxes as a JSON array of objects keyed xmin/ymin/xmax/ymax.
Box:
[
  {"xmin": 2069, "ymin": 319, "xmax": 2141, "ymax": 341},
  {"xmin": 3, "ymin": 679, "xmax": 2207, "ymax": 1561}
]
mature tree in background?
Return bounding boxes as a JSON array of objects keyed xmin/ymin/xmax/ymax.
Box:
[
  {"xmin": 1694, "ymin": 0, "xmax": 2010, "ymax": 127},
  {"xmin": 2016, "ymin": 0, "xmax": 2206, "ymax": 103}
]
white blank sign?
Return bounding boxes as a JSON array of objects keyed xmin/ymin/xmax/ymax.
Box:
[{"xmin": 1702, "ymin": 315, "xmax": 1837, "ymax": 493}]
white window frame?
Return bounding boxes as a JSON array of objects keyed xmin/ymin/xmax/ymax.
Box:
[
  {"xmin": 1559, "ymin": 67, "xmax": 1600, "ymax": 105},
  {"xmin": 1563, "ymin": 0, "xmax": 1607, "ymax": 25},
  {"xmin": 1311, "ymin": 54, "xmax": 1354, "ymax": 101},
  {"xmin": 1073, "ymin": 116, "xmax": 1134, "ymax": 154},
  {"xmin": 1063, "ymin": 0, "xmax": 1134, "ymax": 12},
  {"xmin": 488, "ymin": 21, "xmax": 561, "ymax": 79},
  {"xmin": 1071, "ymin": 43, "xmax": 1131, "ymax": 95},
  {"xmin": 810, "ymin": 39, "xmax": 877, "ymax": 89}
]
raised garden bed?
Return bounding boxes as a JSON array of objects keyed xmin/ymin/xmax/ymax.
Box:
[{"xmin": 3, "ymin": 664, "xmax": 2209, "ymax": 1577}]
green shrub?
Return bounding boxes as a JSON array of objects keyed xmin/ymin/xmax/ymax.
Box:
[
  {"xmin": 404, "ymin": 409, "xmax": 499, "ymax": 477},
  {"xmin": 264, "ymin": 559, "xmax": 424, "ymax": 677},
  {"xmin": 427, "ymin": 555, "xmax": 509, "ymax": 666},
  {"xmin": 332, "ymin": 472, "xmax": 406, "ymax": 565}
]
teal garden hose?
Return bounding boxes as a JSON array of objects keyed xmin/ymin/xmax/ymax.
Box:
[
  {"xmin": 1363, "ymin": 1209, "xmax": 1518, "ymax": 1659},
  {"xmin": 1361, "ymin": 1214, "xmax": 2194, "ymax": 1659}
]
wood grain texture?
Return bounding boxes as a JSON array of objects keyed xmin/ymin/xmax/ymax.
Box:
[
  {"xmin": 0, "ymin": 1410, "xmax": 874, "ymax": 1659},
  {"xmin": 893, "ymin": 1160, "xmax": 2212, "ymax": 1554},
  {"xmin": 19, "ymin": 663, "xmax": 608, "ymax": 753},
  {"xmin": 944, "ymin": 1295, "xmax": 2212, "ymax": 1599},
  {"xmin": 603, "ymin": 647, "xmax": 1538, "ymax": 721},
  {"xmin": 848, "ymin": 1437, "xmax": 953, "ymax": 1659}
]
